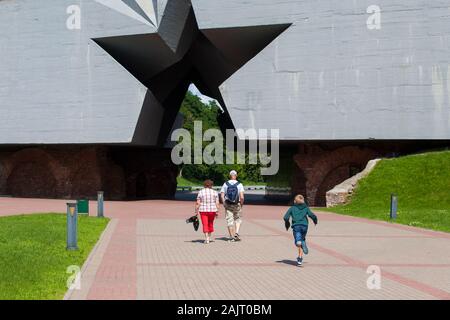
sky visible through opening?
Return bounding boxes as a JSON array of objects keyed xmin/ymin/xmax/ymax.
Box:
[{"xmin": 188, "ymin": 84, "xmax": 221, "ymax": 109}]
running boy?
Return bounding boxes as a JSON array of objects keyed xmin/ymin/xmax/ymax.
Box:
[{"xmin": 283, "ymin": 195, "xmax": 318, "ymax": 266}]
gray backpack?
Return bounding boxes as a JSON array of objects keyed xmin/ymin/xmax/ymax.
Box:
[{"xmin": 225, "ymin": 181, "xmax": 241, "ymax": 204}]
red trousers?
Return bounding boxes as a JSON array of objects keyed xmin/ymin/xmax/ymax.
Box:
[{"xmin": 200, "ymin": 212, "xmax": 216, "ymax": 233}]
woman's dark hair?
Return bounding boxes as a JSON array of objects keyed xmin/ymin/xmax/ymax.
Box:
[{"xmin": 203, "ymin": 179, "xmax": 214, "ymax": 188}]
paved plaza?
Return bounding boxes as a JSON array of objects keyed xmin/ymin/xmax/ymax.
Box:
[{"xmin": 1, "ymin": 197, "xmax": 450, "ymax": 300}]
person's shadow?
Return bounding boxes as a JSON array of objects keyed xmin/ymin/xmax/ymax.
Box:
[
  {"xmin": 186, "ymin": 239, "xmax": 206, "ymax": 244},
  {"xmin": 215, "ymin": 237, "xmax": 233, "ymax": 242},
  {"xmin": 185, "ymin": 237, "xmax": 238, "ymax": 243},
  {"xmin": 276, "ymin": 259, "xmax": 303, "ymax": 267}
]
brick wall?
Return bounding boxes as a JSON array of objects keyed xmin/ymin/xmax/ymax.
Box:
[{"xmin": 0, "ymin": 146, "xmax": 178, "ymax": 200}]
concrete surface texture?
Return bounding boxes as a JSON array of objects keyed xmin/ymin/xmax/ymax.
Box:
[
  {"xmin": 1, "ymin": 198, "xmax": 448, "ymax": 300},
  {"xmin": 195, "ymin": 0, "xmax": 450, "ymax": 140},
  {"xmin": 1, "ymin": 0, "xmax": 450, "ymax": 145}
]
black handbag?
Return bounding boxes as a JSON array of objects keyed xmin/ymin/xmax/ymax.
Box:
[{"xmin": 186, "ymin": 215, "xmax": 200, "ymax": 231}]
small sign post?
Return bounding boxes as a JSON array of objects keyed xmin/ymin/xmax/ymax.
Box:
[
  {"xmin": 97, "ymin": 191, "xmax": 104, "ymax": 218},
  {"xmin": 390, "ymin": 194, "xmax": 398, "ymax": 220},
  {"xmin": 66, "ymin": 203, "xmax": 79, "ymax": 251}
]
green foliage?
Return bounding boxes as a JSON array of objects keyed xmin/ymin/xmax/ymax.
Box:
[
  {"xmin": 179, "ymin": 91, "xmax": 221, "ymax": 134},
  {"xmin": 182, "ymin": 163, "xmax": 263, "ymax": 186},
  {"xmin": 0, "ymin": 214, "xmax": 109, "ymax": 300},
  {"xmin": 324, "ymin": 151, "xmax": 450, "ymax": 233},
  {"xmin": 178, "ymin": 91, "xmax": 264, "ymax": 185}
]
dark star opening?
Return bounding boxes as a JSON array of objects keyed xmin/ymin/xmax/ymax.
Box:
[{"xmin": 93, "ymin": 0, "xmax": 291, "ymax": 146}]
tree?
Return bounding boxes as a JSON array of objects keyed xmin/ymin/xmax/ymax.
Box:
[{"xmin": 178, "ymin": 91, "xmax": 264, "ymax": 185}]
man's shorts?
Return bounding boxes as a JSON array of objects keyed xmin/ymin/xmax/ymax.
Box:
[{"xmin": 224, "ymin": 202, "xmax": 242, "ymax": 227}]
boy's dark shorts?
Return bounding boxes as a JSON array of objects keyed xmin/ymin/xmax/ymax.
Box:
[{"xmin": 292, "ymin": 225, "xmax": 308, "ymax": 246}]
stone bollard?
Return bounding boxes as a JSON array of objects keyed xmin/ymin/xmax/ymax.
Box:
[
  {"xmin": 97, "ymin": 191, "xmax": 104, "ymax": 218},
  {"xmin": 66, "ymin": 203, "xmax": 79, "ymax": 251},
  {"xmin": 390, "ymin": 194, "xmax": 398, "ymax": 220}
]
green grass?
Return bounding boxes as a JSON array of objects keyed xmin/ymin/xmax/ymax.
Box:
[
  {"xmin": 324, "ymin": 151, "xmax": 450, "ymax": 233},
  {"xmin": 177, "ymin": 176, "xmax": 203, "ymax": 187},
  {"xmin": 0, "ymin": 213, "xmax": 109, "ymax": 300}
]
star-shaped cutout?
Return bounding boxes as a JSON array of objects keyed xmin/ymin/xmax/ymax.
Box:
[
  {"xmin": 96, "ymin": 0, "xmax": 158, "ymax": 27},
  {"xmin": 93, "ymin": 0, "xmax": 291, "ymax": 146}
]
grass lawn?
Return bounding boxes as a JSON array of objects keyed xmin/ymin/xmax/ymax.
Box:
[
  {"xmin": 323, "ymin": 151, "xmax": 450, "ymax": 233},
  {"xmin": 177, "ymin": 176, "xmax": 203, "ymax": 187},
  {"xmin": 0, "ymin": 213, "xmax": 109, "ymax": 300}
]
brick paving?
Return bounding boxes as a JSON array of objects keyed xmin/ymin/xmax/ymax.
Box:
[{"xmin": 1, "ymin": 198, "xmax": 449, "ymax": 300}]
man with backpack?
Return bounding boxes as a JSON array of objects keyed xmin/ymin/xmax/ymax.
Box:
[{"xmin": 220, "ymin": 170, "xmax": 245, "ymax": 242}]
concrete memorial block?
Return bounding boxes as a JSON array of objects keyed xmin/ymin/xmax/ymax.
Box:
[
  {"xmin": 0, "ymin": 0, "xmax": 449, "ymax": 202},
  {"xmin": 2, "ymin": 0, "xmax": 449, "ymax": 144}
]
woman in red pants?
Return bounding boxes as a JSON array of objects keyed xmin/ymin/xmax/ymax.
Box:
[{"xmin": 195, "ymin": 179, "xmax": 219, "ymax": 244}]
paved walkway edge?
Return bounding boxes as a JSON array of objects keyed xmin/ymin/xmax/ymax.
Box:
[{"xmin": 64, "ymin": 219, "xmax": 118, "ymax": 300}]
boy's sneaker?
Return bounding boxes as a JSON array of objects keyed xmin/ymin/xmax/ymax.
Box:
[
  {"xmin": 234, "ymin": 233, "xmax": 241, "ymax": 242},
  {"xmin": 297, "ymin": 257, "xmax": 303, "ymax": 266},
  {"xmin": 301, "ymin": 241, "xmax": 309, "ymax": 255},
  {"xmin": 228, "ymin": 237, "xmax": 236, "ymax": 243}
]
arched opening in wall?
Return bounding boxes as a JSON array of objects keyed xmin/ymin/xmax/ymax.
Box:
[
  {"xmin": 136, "ymin": 172, "xmax": 148, "ymax": 199},
  {"xmin": 6, "ymin": 162, "xmax": 57, "ymax": 198},
  {"xmin": 71, "ymin": 165, "xmax": 101, "ymax": 199},
  {"xmin": 291, "ymin": 165, "xmax": 307, "ymax": 202},
  {"xmin": 112, "ymin": 148, "xmax": 178, "ymax": 201},
  {"xmin": 0, "ymin": 159, "xmax": 7, "ymax": 195},
  {"xmin": 264, "ymin": 146, "xmax": 298, "ymax": 203},
  {"xmin": 315, "ymin": 163, "xmax": 363, "ymax": 207}
]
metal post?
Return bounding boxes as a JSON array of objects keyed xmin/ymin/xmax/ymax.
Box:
[
  {"xmin": 97, "ymin": 191, "xmax": 104, "ymax": 218},
  {"xmin": 66, "ymin": 203, "xmax": 78, "ymax": 251},
  {"xmin": 390, "ymin": 194, "xmax": 398, "ymax": 220}
]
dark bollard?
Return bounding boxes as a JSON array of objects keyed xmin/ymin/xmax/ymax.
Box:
[
  {"xmin": 97, "ymin": 191, "xmax": 104, "ymax": 218},
  {"xmin": 66, "ymin": 203, "xmax": 79, "ymax": 251},
  {"xmin": 390, "ymin": 194, "xmax": 398, "ymax": 220}
]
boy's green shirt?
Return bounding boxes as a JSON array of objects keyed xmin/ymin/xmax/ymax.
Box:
[{"xmin": 283, "ymin": 203, "xmax": 318, "ymax": 227}]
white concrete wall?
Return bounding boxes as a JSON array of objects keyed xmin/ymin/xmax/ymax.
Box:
[
  {"xmin": 1, "ymin": 0, "xmax": 450, "ymax": 144},
  {"xmin": 0, "ymin": 0, "xmax": 155, "ymax": 144},
  {"xmin": 194, "ymin": 0, "xmax": 450, "ymax": 140}
]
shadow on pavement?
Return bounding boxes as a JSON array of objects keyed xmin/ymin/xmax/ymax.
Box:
[
  {"xmin": 185, "ymin": 239, "xmax": 207, "ymax": 244},
  {"xmin": 276, "ymin": 260, "xmax": 299, "ymax": 267},
  {"xmin": 214, "ymin": 237, "xmax": 233, "ymax": 242},
  {"xmin": 185, "ymin": 237, "xmax": 236, "ymax": 243},
  {"xmin": 185, "ymin": 239, "xmax": 228, "ymax": 244}
]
